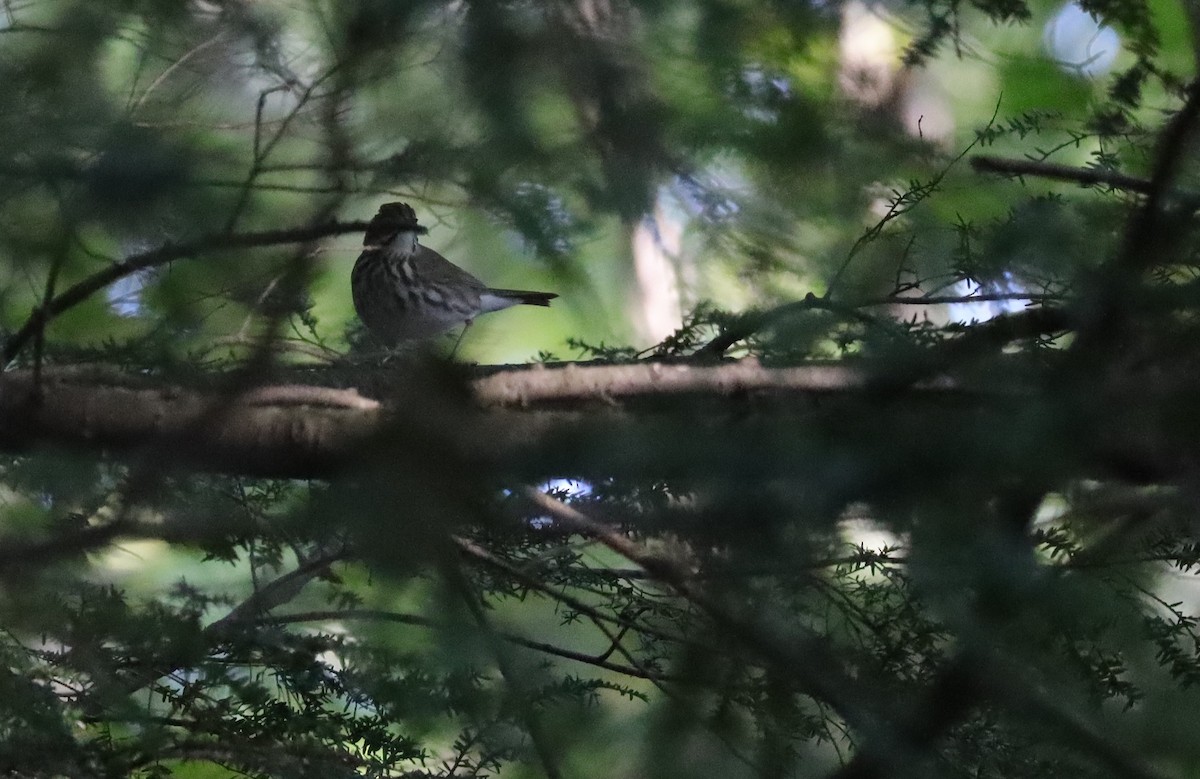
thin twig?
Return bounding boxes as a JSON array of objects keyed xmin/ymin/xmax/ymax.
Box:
[
  {"xmin": 697, "ymin": 289, "xmax": 1058, "ymax": 357},
  {"xmin": 826, "ymin": 98, "xmax": 1001, "ymax": 297},
  {"xmin": 440, "ymin": 550, "xmax": 566, "ymax": 779},
  {"xmin": 131, "ymin": 31, "xmax": 227, "ymax": 112},
  {"xmin": 454, "ymin": 535, "xmax": 693, "ymax": 647},
  {"xmin": 223, "ymin": 69, "xmax": 340, "ymax": 232},
  {"xmin": 263, "ymin": 609, "xmax": 674, "ymax": 681},
  {"xmin": 30, "ymin": 245, "xmax": 65, "ymax": 395}
]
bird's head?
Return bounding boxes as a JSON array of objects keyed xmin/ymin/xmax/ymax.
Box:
[{"xmin": 363, "ymin": 202, "xmax": 427, "ymax": 254}]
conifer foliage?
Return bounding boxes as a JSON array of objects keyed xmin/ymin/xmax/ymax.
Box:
[{"xmin": 2, "ymin": 1, "xmax": 1200, "ymax": 778}]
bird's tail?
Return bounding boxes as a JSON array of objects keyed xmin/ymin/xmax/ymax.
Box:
[{"xmin": 485, "ymin": 288, "xmax": 558, "ymax": 307}]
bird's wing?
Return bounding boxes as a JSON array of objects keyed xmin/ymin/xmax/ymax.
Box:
[{"xmin": 413, "ymin": 245, "xmax": 487, "ymax": 292}]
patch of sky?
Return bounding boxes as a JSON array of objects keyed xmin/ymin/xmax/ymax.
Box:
[
  {"xmin": 734, "ymin": 66, "xmax": 793, "ymax": 125},
  {"xmin": 107, "ymin": 268, "xmax": 153, "ymax": 318},
  {"xmin": 671, "ymin": 172, "xmax": 742, "ymax": 224},
  {"xmin": 1043, "ymin": 3, "xmax": 1120, "ymax": 78},
  {"xmin": 529, "ymin": 478, "xmax": 594, "ymax": 529},
  {"xmin": 946, "ymin": 271, "xmax": 1031, "ymax": 324}
]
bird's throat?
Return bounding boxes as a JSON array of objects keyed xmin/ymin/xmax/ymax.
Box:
[{"xmin": 387, "ymin": 229, "xmax": 419, "ymax": 256}]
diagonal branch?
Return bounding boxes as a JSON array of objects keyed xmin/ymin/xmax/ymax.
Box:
[
  {"xmin": 522, "ymin": 487, "xmax": 889, "ymax": 742},
  {"xmin": 1115, "ymin": 78, "xmax": 1200, "ymax": 273},
  {"xmin": 2, "ymin": 219, "xmax": 372, "ymax": 368},
  {"xmin": 208, "ymin": 546, "xmax": 352, "ymax": 634}
]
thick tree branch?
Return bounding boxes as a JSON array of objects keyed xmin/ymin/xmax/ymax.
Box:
[
  {"xmin": 1118, "ymin": 78, "xmax": 1200, "ymax": 273},
  {"xmin": 470, "ymin": 358, "xmax": 988, "ymax": 406},
  {"xmin": 0, "ymin": 356, "xmax": 1196, "ymax": 483},
  {"xmin": 1067, "ymin": 80, "xmax": 1200, "ymax": 360},
  {"xmin": 0, "ymin": 369, "xmax": 383, "ymax": 478},
  {"xmin": 0, "ymin": 360, "xmax": 1011, "ymax": 477}
]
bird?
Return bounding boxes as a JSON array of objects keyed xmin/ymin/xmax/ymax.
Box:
[{"xmin": 351, "ymin": 202, "xmax": 558, "ymax": 347}]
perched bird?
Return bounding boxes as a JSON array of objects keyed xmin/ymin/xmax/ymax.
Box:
[{"xmin": 351, "ymin": 202, "xmax": 558, "ymax": 345}]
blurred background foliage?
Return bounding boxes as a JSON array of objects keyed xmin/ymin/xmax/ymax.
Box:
[{"xmin": 3, "ymin": 0, "xmax": 1200, "ymax": 777}]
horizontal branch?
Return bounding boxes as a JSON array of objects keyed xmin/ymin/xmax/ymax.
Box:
[
  {"xmin": 971, "ymin": 155, "xmax": 1155, "ymax": 194},
  {"xmin": 0, "ymin": 369, "xmax": 383, "ymax": 478},
  {"xmin": 696, "ymin": 290, "xmax": 1060, "ymax": 357},
  {"xmin": 470, "ymin": 358, "xmax": 981, "ymax": 406},
  {"xmin": 0, "ymin": 354, "xmax": 1193, "ymax": 483},
  {"xmin": 0, "ymin": 359, "xmax": 1005, "ymax": 479}
]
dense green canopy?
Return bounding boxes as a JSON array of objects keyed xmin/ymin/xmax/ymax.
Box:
[{"xmin": 2, "ymin": 0, "xmax": 1200, "ymax": 778}]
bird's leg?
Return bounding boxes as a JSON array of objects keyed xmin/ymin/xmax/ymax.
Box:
[{"xmin": 449, "ymin": 320, "xmax": 474, "ymax": 360}]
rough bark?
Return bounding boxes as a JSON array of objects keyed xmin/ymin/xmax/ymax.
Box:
[{"xmin": 0, "ymin": 359, "xmax": 1187, "ymax": 483}]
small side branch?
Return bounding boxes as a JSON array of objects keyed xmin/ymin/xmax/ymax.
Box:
[
  {"xmin": 209, "ymin": 547, "xmax": 351, "ymax": 634},
  {"xmin": 264, "ymin": 609, "xmax": 674, "ymax": 681},
  {"xmin": 2, "ymin": 219, "xmax": 372, "ymax": 368},
  {"xmin": 971, "ymin": 155, "xmax": 1154, "ymax": 194}
]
